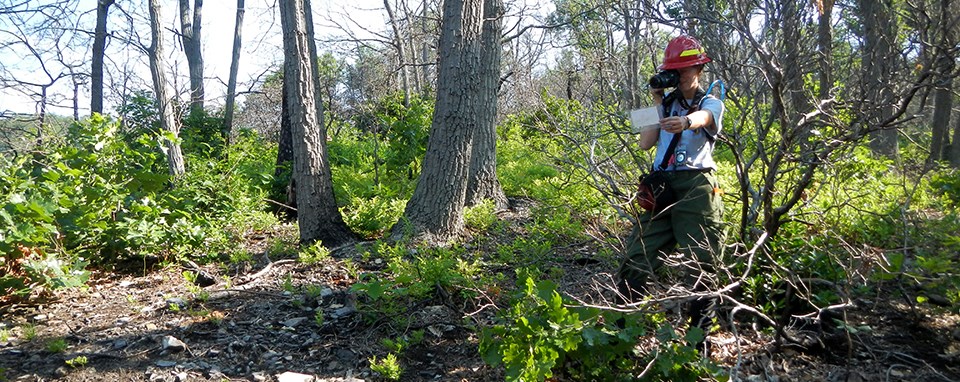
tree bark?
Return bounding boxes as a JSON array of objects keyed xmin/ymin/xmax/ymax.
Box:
[
  {"xmin": 816, "ymin": 0, "xmax": 834, "ymax": 100},
  {"xmin": 274, "ymin": 78, "xmax": 296, "ymax": 219},
  {"xmin": 91, "ymin": 0, "xmax": 114, "ymax": 115},
  {"xmin": 393, "ymin": 0, "xmax": 483, "ymax": 242},
  {"xmin": 929, "ymin": 55, "xmax": 954, "ymax": 163},
  {"xmin": 465, "ymin": 0, "xmax": 507, "ymax": 209},
  {"xmin": 222, "ymin": 0, "xmax": 245, "ymax": 142},
  {"xmin": 279, "ymin": 0, "xmax": 356, "ymax": 247},
  {"xmin": 179, "ymin": 0, "xmax": 205, "ymax": 114},
  {"xmin": 383, "ymin": 0, "xmax": 411, "ymax": 105},
  {"xmin": 860, "ymin": 0, "xmax": 899, "ymax": 158},
  {"xmin": 148, "ymin": 0, "xmax": 186, "ymax": 178}
]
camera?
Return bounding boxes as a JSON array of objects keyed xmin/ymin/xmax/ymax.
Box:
[{"xmin": 648, "ymin": 70, "xmax": 680, "ymax": 89}]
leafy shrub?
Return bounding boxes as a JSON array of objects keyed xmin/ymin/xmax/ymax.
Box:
[
  {"xmin": 369, "ymin": 353, "xmax": 402, "ymax": 380},
  {"xmin": 481, "ymin": 277, "xmax": 722, "ymax": 381},
  {"xmin": 464, "ymin": 199, "xmax": 499, "ymax": 232}
]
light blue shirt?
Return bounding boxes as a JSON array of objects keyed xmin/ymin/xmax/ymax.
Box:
[{"xmin": 654, "ymin": 93, "xmax": 724, "ymax": 171}]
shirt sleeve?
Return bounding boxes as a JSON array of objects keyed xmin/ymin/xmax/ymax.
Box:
[{"xmin": 700, "ymin": 95, "xmax": 724, "ymax": 137}]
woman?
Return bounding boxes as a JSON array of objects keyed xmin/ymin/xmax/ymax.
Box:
[{"xmin": 618, "ymin": 35, "xmax": 725, "ymax": 336}]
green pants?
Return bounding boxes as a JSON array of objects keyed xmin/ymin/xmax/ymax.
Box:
[{"xmin": 618, "ymin": 170, "xmax": 724, "ymax": 302}]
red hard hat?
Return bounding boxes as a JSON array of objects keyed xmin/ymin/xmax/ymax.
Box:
[{"xmin": 659, "ymin": 35, "xmax": 711, "ymax": 70}]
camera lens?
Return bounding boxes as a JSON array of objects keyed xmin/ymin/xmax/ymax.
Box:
[{"xmin": 648, "ymin": 70, "xmax": 680, "ymax": 88}]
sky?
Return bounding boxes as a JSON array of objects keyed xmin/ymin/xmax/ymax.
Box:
[{"xmin": 0, "ymin": 0, "xmax": 388, "ymax": 116}]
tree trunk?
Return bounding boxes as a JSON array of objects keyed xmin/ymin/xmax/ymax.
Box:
[
  {"xmin": 222, "ymin": 0, "xmax": 245, "ymax": 142},
  {"xmin": 179, "ymin": 0, "xmax": 204, "ymax": 114},
  {"xmin": 860, "ymin": 0, "xmax": 899, "ymax": 158},
  {"xmin": 816, "ymin": 0, "xmax": 834, "ymax": 100},
  {"xmin": 950, "ymin": 110, "xmax": 960, "ymax": 167},
  {"xmin": 931, "ymin": 0, "xmax": 957, "ymax": 165},
  {"xmin": 393, "ymin": 0, "xmax": 483, "ymax": 242},
  {"xmin": 274, "ymin": 79, "xmax": 296, "ymax": 219},
  {"xmin": 91, "ymin": 0, "xmax": 114, "ymax": 115},
  {"xmin": 148, "ymin": 0, "xmax": 186, "ymax": 178},
  {"xmin": 465, "ymin": 0, "xmax": 507, "ymax": 209},
  {"xmin": 930, "ymin": 55, "xmax": 954, "ymax": 163},
  {"xmin": 279, "ymin": 0, "xmax": 356, "ymax": 247},
  {"xmin": 383, "ymin": 0, "xmax": 411, "ymax": 105}
]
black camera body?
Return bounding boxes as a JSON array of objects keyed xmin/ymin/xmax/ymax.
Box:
[{"xmin": 648, "ymin": 70, "xmax": 680, "ymax": 89}]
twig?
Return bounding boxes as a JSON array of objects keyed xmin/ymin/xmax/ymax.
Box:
[{"xmin": 237, "ymin": 259, "xmax": 296, "ymax": 285}]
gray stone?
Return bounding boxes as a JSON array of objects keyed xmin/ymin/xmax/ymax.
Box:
[
  {"xmin": 252, "ymin": 372, "xmax": 268, "ymax": 382},
  {"xmin": 161, "ymin": 335, "xmax": 187, "ymax": 352},
  {"xmin": 282, "ymin": 317, "xmax": 307, "ymax": 328},
  {"xmin": 175, "ymin": 372, "xmax": 189, "ymax": 382},
  {"xmin": 277, "ymin": 371, "xmax": 315, "ymax": 382},
  {"xmin": 331, "ymin": 306, "xmax": 356, "ymax": 320},
  {"xmin": 166, "ymin": 297, "xmax": 187, "ymax": 310},
  {"xmin": 155, "ymin": 360, "xmax": 177, "ymax": 367}
]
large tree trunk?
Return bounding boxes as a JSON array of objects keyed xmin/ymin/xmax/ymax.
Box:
[
  {"xmin": 279, "ymin": 0, "xmax": 356, "ymax": 247},
  {"xmin": 91, "ymin": 0, "xmax": 114, "ymax": 115},
  {"xmin": 148, "ymin": 0, "xmax": 186, "ymax": 178},
  {"xmin": 465, "ymin": 0, "xmax": 507, "ymax": 209},
  {"xmin": 222, "ymin": 0, "xmax": 245, "ymax": 142},
  {"xmin": 179, "ymin": 0, "xmax": 204, "ymax": 114},
  {"xmin": 274, "ymin": 79, "xmax": 296, "ymax": 219},
  {"xmin": 393, "ymin": 0, "xmax": 483, "ymax": 242},
  {"xmin": 860, "ymin": 0, "xmax": 899, "ymax": 158}
]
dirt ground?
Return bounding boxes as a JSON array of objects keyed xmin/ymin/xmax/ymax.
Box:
[{"xmin": 2, "ymin": 214, "xmax": 959, "ymax": 381}]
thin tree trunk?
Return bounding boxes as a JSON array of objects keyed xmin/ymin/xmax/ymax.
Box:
[
  {"xmin": 393, "ymin": 0, "xmax": 483, "ymax": 242},
  {"xmin": 383, "ymin": 0, "xmax": 411, "ymax": 105},
  {"xmin": 929, "ymin": 56, "xmax": 954, "ymax": 163},
  {"xmin": 279, "ymin": 0, "xmax": 356, "ymax": 247},
  {"xmin": 931, "ymin": 0, "xmax": 957, "ymax": 165},
  {"xmin": 816, "ymin": 0, "xmax": 833, "ymax": 100},
  {"xmin": 465, "ymin": 0, "xmax": 507, "ymax": 209},
  {"xmin": 179, "ymin": 0, "xmax": 204, "ymax": 114},
  {"xmin": 223, "ymin": 0, "xmax": 245, "ymax": 142},
  {"xmin": 91, "ymin": 0, "xmax": 114, "ymax": 115},
  {"xmin": 149, "ymin": 0, "xmax": 186, "ymax": 178}
]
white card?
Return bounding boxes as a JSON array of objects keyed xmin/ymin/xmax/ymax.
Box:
[{"xmin": 629, "ymin": 107, "xmax": 661, "ymax": 133}]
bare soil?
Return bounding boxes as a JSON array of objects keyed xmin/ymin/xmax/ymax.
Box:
[{"xmin": 2, "ymin": 208, "xmax": 959, "ymax": 382}]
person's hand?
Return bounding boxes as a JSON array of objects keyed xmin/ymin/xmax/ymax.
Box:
[
  {"xmin": 659, "ymin": 115, "xmax": 688, "ymax": 134},
  {"xmin": 650, "ymin": 87, "xmax": 665, "ymax": 103}
]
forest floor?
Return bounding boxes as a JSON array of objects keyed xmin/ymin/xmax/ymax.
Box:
[{"xmin": 2, "ymin": 201, "xmax": 960, "ymax": 382}]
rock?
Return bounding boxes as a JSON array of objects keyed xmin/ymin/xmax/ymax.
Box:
[
  {"xmin": 282, "ymin": 317, "xmax": 307, "ymax": 328},
  {"xmin": 331, "ymin": 306, "xmax": 356, "ymax": 320},
  {"xmin": 54, "ymin": 366, "xmax": 69, "ymax": 377},
  {"xmin": 252, "ymin": 372, "xmax": 268, "ymax": 382},
  {"xmin": 166, "ymin": 298, "xmax": 188, "ymax": 310},
  {"xmin": 928, "ymin": 294, "xmax": 952, "ymax": 307},
  {"xmin": 33, "ymin": 314, "xmax": 48, "ymax": 322},
  {"xmin": 190, "ymin": 270, "xmax": 217, "ymax": 287},
  {"xmin": 277, "ymin": 371, "xmax": 316, "ymax": 382},
  {"xmin": 156, "ymin": 360, "xmax": 177, "ymax": 367},
  {"xmin": 175, "ymin": 372, "xmax": 189, "ymax": 382},
  {"xmin": 145, "ymin": 323, "xmax": 159, "ymax": 331},
  {"xmin": 113, "ymin": 339, "xmax": 129, "ymax": 349},
  {"xmin": 161, "ymin": 335, "xmax": 187, "ymax": 352},
  {"xmin": 116, "ymin": 317, "xmax": 132, "ymax": 326},
  {"xmin": 261, "ymin": 350, "xmax": 281, "ymax": 361},
  {"xmin": 205, "ymin": 367, "xmax": 225, "ymax": 380}
]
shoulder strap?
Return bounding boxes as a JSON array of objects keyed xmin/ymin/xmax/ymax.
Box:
[{"xmin": 658, "ymin": 132, "xmax": 682, "ymax": 171}]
